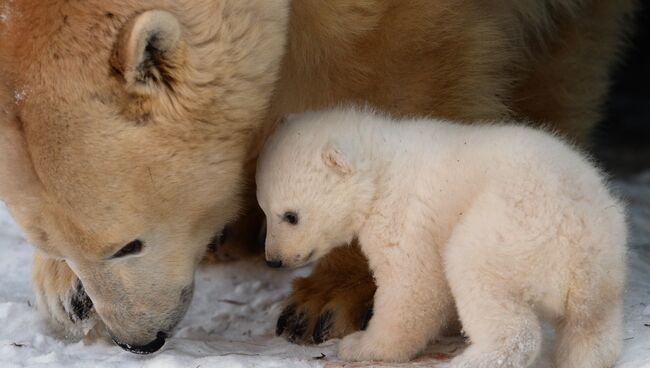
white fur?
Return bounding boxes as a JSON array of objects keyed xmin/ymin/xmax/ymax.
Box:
[{"xmin": 256, "ymin": 108, "xmax": 627, "ymax": 367}]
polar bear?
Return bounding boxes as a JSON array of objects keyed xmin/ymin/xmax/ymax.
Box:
[
  {"xmin": 256, "ymin": 108, "xmax": 627, "ymax": 367},
  {"xmin": 0, "ymin": 0, "xmax": 636, "ymax": 352}
]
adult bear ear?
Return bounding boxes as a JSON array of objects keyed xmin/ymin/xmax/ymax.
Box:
[
  {"xmin": 321, "ymin": 142, "xmax": 354, "ymax": 176},
  {"xmin": 111, "ymin": 10, "xmax": 184, "ymax": 95}
]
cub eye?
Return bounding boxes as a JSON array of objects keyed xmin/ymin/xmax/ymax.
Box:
[
  {"xmin": 113, "ymin": 240, "xmax": 144, "ymax": 258},
  {"xmin": 282, "ymin": 211, "xmax": 299, "ymax": 225}
]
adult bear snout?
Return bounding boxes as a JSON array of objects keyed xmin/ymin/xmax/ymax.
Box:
[{"xmin": 113, "ymin": 331, "xmax": 167, "ymax": 354}]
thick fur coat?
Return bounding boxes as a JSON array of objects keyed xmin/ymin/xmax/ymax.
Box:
[{"xmin": 257, "ymin": 108, "xmax": 627, "ymax": 367}]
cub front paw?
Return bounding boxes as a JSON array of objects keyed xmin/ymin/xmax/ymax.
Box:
[
  {"xmin": 337, "ymin": 331, "xmax": 368, "ymax": 361},
  {"xmin": 32, "ymin": 252, "xmax": 98, "ymax": 339},
  {"xmin": 337, "ymin": 330, "xmax": 414, "ymax": 363}
]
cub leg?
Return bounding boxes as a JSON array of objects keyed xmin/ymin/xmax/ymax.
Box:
[
  {"xmin": 554, "ymin": 208, "xmax": 625, "ymax": 368},
  {"xmin": 338, "ymin": 231, "xmax": 454, "ymax": 362},
  {"xmin": 444, "ymin": 211, "xmax": 543, "ymax": 368},
  {"xmin": 554, "ymin": 299, "xmax": 622, "ymax": 368},
  {"xmin": 446, "ymin": 252, "xmax": 543, "ymax": 367},
  {"xmin": 553, "ymin": 239, "xmax": 625, "ymax": 368}
]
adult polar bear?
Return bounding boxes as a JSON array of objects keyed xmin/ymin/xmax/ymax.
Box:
[{"xmin": 0, "ymin": 0, "xmax": 635, "ymax": 354}]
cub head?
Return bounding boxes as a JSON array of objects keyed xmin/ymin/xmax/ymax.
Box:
[
  {"xmin": 0, "ymin": 1, "xmax": 288, "ymax": 353},
  {"xmin": 256, "ymin": 113, "xmax": 372, "ymax": 268}
]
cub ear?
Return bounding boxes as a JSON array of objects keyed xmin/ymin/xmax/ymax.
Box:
[
  {"xmin": 321, "ymin": 143, "xmax": 354, "ymax": 176},
  {"xmin": 111, "ymin": 10, "xmax": 183, "ymax": 95}
]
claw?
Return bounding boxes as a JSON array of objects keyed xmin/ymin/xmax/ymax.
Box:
[
  {"xmin": 360, "ymin": 305, "xmax": 373, "ymax": 331},
  {"xmin": 276, "ymin": 304, "xmax": 295, "ymax": 336},
  {"xmin": 287, "ymin": 312, "xmax": 307, "ymax": 343},
  {"xmin": 313, "ymin": 310, "xmax": 334, "ymax": 344},
  {"xmin": 277, "ymin": 244, "xmax": 377, "ymax": 345}
]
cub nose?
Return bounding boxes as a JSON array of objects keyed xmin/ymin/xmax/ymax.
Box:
[
  {"xmin": 266, "ymin": 259, "xmax": 283, "ymax": 268},
  {"xmin": 113, "ymin": 331, "xmax": 167, "ymax": 354}
]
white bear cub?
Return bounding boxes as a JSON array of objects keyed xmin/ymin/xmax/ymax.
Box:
[{"xmin": 256, "ymin": 108, "xmax": 626, "ymax": 368}]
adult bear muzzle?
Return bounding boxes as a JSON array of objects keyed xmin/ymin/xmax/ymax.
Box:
[{"xmin": 113, "ymin": 331, "xmax": 167, "ymax": 354}]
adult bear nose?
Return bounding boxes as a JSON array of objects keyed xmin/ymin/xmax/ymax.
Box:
[
  {"xmin": 113, "ymin": 331, "xmax": 167, "ymax": 354},
  {"xmin": 266, "ymin": 259, "xmax": 283, "ymax": 268}
]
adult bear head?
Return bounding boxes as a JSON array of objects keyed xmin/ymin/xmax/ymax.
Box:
[{"xmin": 0, "ymin": 0, "xmax": 288, "ymax": 353}]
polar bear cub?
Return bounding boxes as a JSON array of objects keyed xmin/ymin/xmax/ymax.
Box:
[{"xmin": 256, "ymin": 108, "xmax": 626, "ymax": 367}]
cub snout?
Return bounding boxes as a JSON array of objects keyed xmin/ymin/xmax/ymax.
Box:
[
  {"xmin": 266, "ymin": 259, "xmax": 284, "ymax": 268},
  {"xmin": 265, "ymin": 249, "xmax": 315, "ymax": 268}
]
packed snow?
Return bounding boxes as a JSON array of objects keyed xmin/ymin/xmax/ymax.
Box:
[{"xmin": 0, "ymin": 171, "xmax": 649, "ymax": 367}]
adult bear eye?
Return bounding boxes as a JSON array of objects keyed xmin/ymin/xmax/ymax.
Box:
[
  {"xmin": 113, "ymin": 240, "xmax": 144, "ymax": 258},
  {"xmin": 282, "ymin": 211, "xmax": 299, "ymax": 225}
]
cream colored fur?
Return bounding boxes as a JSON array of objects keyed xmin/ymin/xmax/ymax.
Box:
[
  {"xmin": 256, "ymin": 108, "xmax": 627, "ymax": 367},
  {"xmin": 0, "ymin": 0, "xmax": 290, "ymax": 347}
]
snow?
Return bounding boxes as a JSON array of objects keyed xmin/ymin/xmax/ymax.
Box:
[
  {"xmin": 0, "ymin": 172, "xmax": 649, "ymax": 367},
  {"xmin": 644, "ymin": 305, "xmax": 650, "ymax": 317}
]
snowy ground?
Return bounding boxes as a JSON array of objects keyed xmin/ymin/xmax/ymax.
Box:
[{"xmin": 0, "ymin": 172, "xmax": 649, "ymax": 368}]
